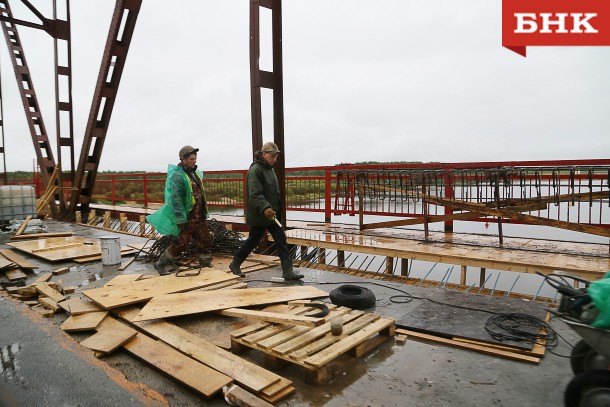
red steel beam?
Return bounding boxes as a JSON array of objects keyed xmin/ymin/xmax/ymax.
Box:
[
  {"xmin": 69, "ymin": 0, "xmax": 142, "ymax": 215},
  {"xmin": 0, "ymin": 0, "xmax": 58, "ymax": 214}
]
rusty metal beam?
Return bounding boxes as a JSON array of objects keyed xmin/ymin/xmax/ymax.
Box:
[
  {"xmin": 250, "ymin": 0, "xmax": 286, "ymax": 225},
  {"xmin": 0, "ymin": 0, "xmax": 58, "ymax": 215},
  {"xmin": 0, "ymin": 59, "xmax": 6, "ymax": 184},
  {"xmin": 69, "ymin": 0, "xmax": 142, "ymax": 214},
  {"xmin": 52, "ymin": 0, "xmax": 74, "ymax": 210}
]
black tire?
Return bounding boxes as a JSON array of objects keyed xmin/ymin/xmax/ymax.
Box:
[
  {"xmin": 565, "ymin": 370, "xmax": 610, "ymax": 407},
  {"xmin": 329, "ymin": 285, "xmax": 376, "ymax": 310},
  {"xmin": 571, "ymin": 340, "xmax": 610, "ymax": 375}
]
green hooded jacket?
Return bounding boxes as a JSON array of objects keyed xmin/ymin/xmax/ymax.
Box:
[
  {"xmin": 245, "ymin": 159, "xmax": 281, "ymax": 227},
  {"xmin": 146, "ymin": 164, "xmax": 208, "ymax": 236}
]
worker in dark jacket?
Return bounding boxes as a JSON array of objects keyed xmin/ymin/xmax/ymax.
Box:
[
  {"xmin": 147, "ymin": 145, "xmax": 213, "ymax": 275},
  {"xmin": 229, "ymin": 142, "xmax": 303, "ymax": 280}
]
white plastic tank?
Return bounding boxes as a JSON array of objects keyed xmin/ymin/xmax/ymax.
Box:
[{"xmin": 0, "ymin": 185, "xmax": 36, "ymax": 222}]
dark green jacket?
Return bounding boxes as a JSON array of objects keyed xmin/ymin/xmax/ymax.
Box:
[{"xmin": 245, "ymin": 160, "xmax": 280, "ymax": 227}]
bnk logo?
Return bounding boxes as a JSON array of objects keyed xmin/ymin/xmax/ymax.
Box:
[{"xmin": 502, "ymin": 0, "xmax": 610, "ymax": 57}]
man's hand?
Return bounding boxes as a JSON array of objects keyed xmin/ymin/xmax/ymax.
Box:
[{"xmin": 264, "ymin": 207, "xmax": 276, "ymax": 220}]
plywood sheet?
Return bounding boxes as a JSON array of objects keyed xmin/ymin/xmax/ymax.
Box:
[
  {"xmin": 123, "ymin": 332, "xmax": 233, "ymax": 397},
  {"xmin": 134, "ymin": 286, "xmax": 329, "ymax": 321},
  {"xmin": 104, "ymin": 274, "xmax": 143, "ymax": 286},
  {"xmin": 58, "ymin": 298, "xmax": 103, "ymax": 315},
  {"xmin": 81, "ymin": 317, "xmax": 137, "ymax": 354},
  {"xmin": 61, "ymin": 311, "xmax": 108, "ymax": 332},
  {"xmin": 82, "ymin": 271, "xmax": 238, "ymax": 309},
  {"xmin": 7, "ymin": 237, "xmax": 100, "ymax": 262},
  {"xmin": 118, "ymin": 307, "xmax": 284, "ymax": 393}
]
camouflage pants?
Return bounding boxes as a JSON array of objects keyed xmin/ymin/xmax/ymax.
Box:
[{"xmin": 168, "ymin": 219, "xmax": 212, "ymax": 257}]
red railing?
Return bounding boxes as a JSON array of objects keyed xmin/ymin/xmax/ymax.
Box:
[{"xmin": 8, "ymin": 159, "xmax": 610, "ymax": 229}]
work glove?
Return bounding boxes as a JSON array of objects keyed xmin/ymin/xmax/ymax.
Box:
[{"xmin": 264, "ymin": 207, "xmax": 276, "ymax": 220}]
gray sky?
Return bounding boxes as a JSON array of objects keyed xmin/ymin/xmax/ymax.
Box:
[{"xmin": 1, "ymin": 1, "xmax": 609, "ymax": 173}]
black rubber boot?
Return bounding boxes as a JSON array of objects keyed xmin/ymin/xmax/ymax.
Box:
[
  {"xmin": 154, "ymin": 248, "xmax": 175, "ymax": 276},
  {"xmin": 281, "ymin": 258, "xmax": 304, "ymax": 280},
  {"xmin": 199, "ymin": 253, "xmax": 213, "ymax": 268},
  {"xmin": 229, "ymin": 256, "xmax": 245, "ymax": 277}
]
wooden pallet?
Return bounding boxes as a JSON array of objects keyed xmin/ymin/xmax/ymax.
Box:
[{"xmin": 231, "ymin": 303, "xmax": 395, "ymax": 384}]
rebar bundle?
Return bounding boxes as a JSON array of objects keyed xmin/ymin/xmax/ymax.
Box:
[{"xmin": 142, "ymin": 218, "xmax": 245, "ymax": 263}]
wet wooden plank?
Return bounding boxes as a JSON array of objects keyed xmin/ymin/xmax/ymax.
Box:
[
  {"xmin": 134, "ymin": 286, "xmax": 329, "ymax": 322},
  {"xmin": 58, "ymin": 298, "xmax": 103, "ymax": 315},
  {"xmin": 0, "ymin": 249, "xmax": 38, "ymax": 269},
  {"xmin": 123, "ymin": 332, "xmax": 233, "ymax": 398},
  {"xmin": 34, "ymin": 282, "xmax": 65, "ymax": 303},
  {"xmin": 118, "ymin": 307, "xmax": 285, "ymax": 393},
  {"xmin": 61, "ymin": 312, "xmax": 108, "ymax": 332},
  {"xmin": 81, "ymin": 317, "xmax": 138, "ymax": 354},
  {"xmin": 83, "ymin": 271, "xmax": 237, "ymax": 309}
]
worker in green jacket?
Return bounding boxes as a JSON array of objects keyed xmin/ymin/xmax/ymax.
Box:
[
  {"xmin": 146, "ymin": 145, "xmax": 213, "ymax": 275},
  {"xmin": 229, "ymin": 142, "xmax": 303, "ymax": 280}
]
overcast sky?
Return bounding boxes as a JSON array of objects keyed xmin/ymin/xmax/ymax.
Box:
[{"xmin": 1, "ymin": 1, "xmax": 609, "ymax": 173}]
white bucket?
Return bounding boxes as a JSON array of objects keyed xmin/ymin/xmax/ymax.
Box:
[{"xmin": 100, "ymin": 236, "xmax": 121, "ymax": 265}]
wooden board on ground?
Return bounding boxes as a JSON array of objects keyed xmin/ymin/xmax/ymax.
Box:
[
  {"xmin": 123, "ymin": 331, "xmax": 233, "ymax": 398},
  {"xmin": 218, "ymin": 308, "xmax": 327, "ymax": 327},
  {"xmin": 34, "ymin": 282, "xmax": 65, "ymax": 303},
  {"xmin": 14, "ymin": 215, "xmax": 32, "ymax": 236},
  {"xmin": 81, "ymin": 317, "xmax": 138, "ymax": 354},
  {"xmin": 6, "ymin": 237, "xmax": 100, "ymax": 262},
  {"xmin": 0, "ymin": 254, "xmax": 15, "ymax": 270},
  {"xmin": 83, "ymin": 271, "xmax": 238, "ymax": 309},
  {"xmin": 0, "ymin": 249, "xmax": 39, "ymax": 269},
  {"xmin": 10, "ymin": 232, "xmax": 74, "ymax": 240},
  {"xmin": 223, "ymin": 384, "xmax": 274, "ymax": 407},
  {"xmin": 32, "ymin": 272, "xmax": 52, "ymax": 284},
  {"xmin": 104, "ymin": 274, "xmax": 143, "ymax": 287},
  {"xmin": 134, "ymin": 286, "xmax": 330, "ymax": 322},
  {"xmin": 73, "ymin": 247, "xmax": 139, "ymax": 263},
  {"xmin": 4, "ymin": 269, "xmax": 27, "ymax": 281},
  {"xmin": 58, "ymin": 298, "xmax": 103, "ymax": 315},
  {"xmin": 118, "ymin": 307, "xmax": 288, "ymax": 395},
  {"xmin": 395, "ymin": 328, "xmax": 540, "ymax": 364},
  {"xmin": 61, "ymin": 311, "xmax": 108, "ymax": 332}
]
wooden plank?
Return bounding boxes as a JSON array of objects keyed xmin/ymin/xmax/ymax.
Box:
[
  {"xmin": 118, "ymin": 256, "xmax": 137, "ymax": 271},
  {"xmin": 118, "ymin": 307, "xmax": 285, "ymax": 393},
  {"xmin": 256, "ymin": 307, "xmax": 348, "ymax": 351},
  {"xmin": 73, "ymin": 247, "xmax": 137, "ymax": 263},
  {"xmin": 14, "ymin": 215, "xmax": 33, "ymax": 236},
  {"xmin": 223, "ymin": 384, "xmax": 274, "ymax": 407},
  {"xmin": 230, "ymin": 305, "xmax": 301, "ymax": 338},
  {"xmin": 31, "ymin": 242, "xmax": 85, "ymax": 253},
  {"xmin": 122, "ymin": 332, "xmax": 233, "ymax": 398},
  {"xmin": 81, "ymin": 317, "xmax": 138, "ymax": 354},
  {"xmin": 52, "ymin": 267, "xmax": 70, "ymax": 275},
  {"xmin": 0, "ymin": 249, "xmax": 38, "ymax": 269},
  {"xmin": 38, "ymin": 297, "xmax": 61, "ymax": 313},
  {"xmin": 10, "ymin": 232, "xmax": 74, "ymax": 240},
  {"xmin": 32, "ymin": 272, "xmax": 53, "ymax": 284},
  {"xmin": 4, "ymin": 269, "xmax": 27, "ymax": 281},
  {"xmin": 83, "ymin": 271, "xmax": 238, "ymax": 309},
  {"xmin": 104, "ymin": 274, "xmax": 143, "ymax": 287},
  {"xmin": 61, "ymin": 312, "xmax": 108, "ymax": 332},
  {"xmin": 0, "ymin": 255, "xmax": 15, "ymax": 270},
  {"xmin": 32, "ymin": 305, "xmax": 54, "ymax": 317},
  {"xmin": 58, "ymin": 298, "xmax": 103, "ymax": 315},
  {"xmin": 304, "ymin": 318, "xmax": 395, "ymax": 367},
  {"xmin": 233, "ymin": 306, "xmax": 318, "ymax": 345},
  {"xmin": 217, "ymin": 308, "xmax": 326, "ymax": 327},
  {"xmin": 134, "ymin": 286, "xmax": 329, "ymax": 322},
  {"xmin": 395, "ymin": 328, "xmax": 540, "ymax": 364},
  {"xmin": 34, "ymin": 282, "xmax": 65, "ymax": 303},
  {"xmin": 6, "ymin": 237, "xmax": 100, "ymax": 262}
]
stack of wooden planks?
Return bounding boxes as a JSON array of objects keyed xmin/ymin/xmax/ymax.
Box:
[
  {"xmin": 0, "ymin": 248, "xmax": 38, "ymax": 282},
  {"xmin": 71, "ymin": 272, "xmax": 298, "ymax": 403},
  {"xmin": 1, "ymin": 271, "xmax": 71, "ymax": 317}
]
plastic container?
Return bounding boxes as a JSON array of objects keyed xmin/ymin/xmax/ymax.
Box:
[
  {"xmin": 0, "ymin": 185, "xmax": 36, "ymax": 223},
  {"xmin": 99, "ymin": 236, "xmax": 121, "ymax": 266}
]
